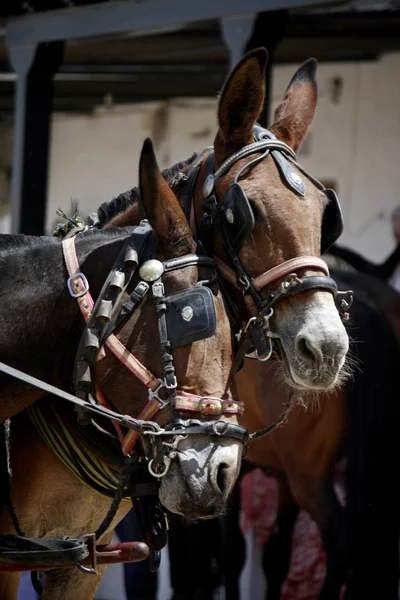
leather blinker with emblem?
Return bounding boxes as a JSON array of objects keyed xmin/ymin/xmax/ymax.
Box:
[
  {"xmin": 164, "ymin": 286, "xmax": 217, "ymax": 349},
  {"xmin": 219, "ymin": 183, "xmax": 255, "ymax": 251}
]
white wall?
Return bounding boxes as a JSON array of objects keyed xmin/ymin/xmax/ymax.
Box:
[
  {"xmin": 272, "ymin": 53, "xmax": 400, "ymax": 261},
  {"xmin": 47, "ymin": 101, "xmax": 162, "ymax": 231},
  {"xmin": 46, "ymin": 97, "xmax": 219, "ymax": 232},
  {"xmin": 1, "ymin": 52, "xmax": 400, "ymax": 262}
]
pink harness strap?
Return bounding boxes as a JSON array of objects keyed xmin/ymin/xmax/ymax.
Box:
[
  {"xmin": 213, "ymin": 255, "xmax": 330, "ymax": 316},
  {"xmin": 62, "ymin": 237, "xmax": 243, "ymax": 456}
]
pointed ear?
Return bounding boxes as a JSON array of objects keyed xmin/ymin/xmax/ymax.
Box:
[
  {"xmin": 217, "ymin": 47, "xmax": 268, "ymax": 144},
  {"xmin": 270, "ymin": 58, "xmax": 318, "ymax": 152},
  {"xmin": 138, "ymin": 138, "xmax": 195, "ymax": 255}
]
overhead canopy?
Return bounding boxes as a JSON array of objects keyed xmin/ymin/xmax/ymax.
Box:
[
  {"xmin": 0, "ymin": 0, "xmax": 400, "ymax": 113},
  {"xmin": 2, "ymin": 0, "xmax": 400, "ymax": 235}
]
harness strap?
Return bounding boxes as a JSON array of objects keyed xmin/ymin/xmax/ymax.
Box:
[
  {"xmin": 63, "ymin": 236, "xmax": 160, "ymax": 391},
  {"xmin": 62, "ymin": 237, "xmax": 244, "ymax": 456},
  {"xmin": 213, "ymin": 255, "xmax": 329, "ymax": 289},
  {"xmin": 251, "ymin": 256, "xmax": 329, "ymax": 290},
  {"xmin": 213, "ymin": 254, "xmax": 331, "ymax": 316}
]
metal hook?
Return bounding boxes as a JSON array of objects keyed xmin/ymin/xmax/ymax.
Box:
[
  {"xmin": 255, "ymin": 337, "xmax": 274, "ymax": 362},
  {"xmin": 148, "ymin": 458, "xmax": 171, "ymax": 478}
]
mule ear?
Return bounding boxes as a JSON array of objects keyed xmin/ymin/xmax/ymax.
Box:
[
  {"xmin": 138, "ymin": 138, "xmax": 195, "ymax": 254},
  {"xmin": 217, "ymin": 47, "xmax": 268, "ymax": 144},
  {"xmin": 270, "ymin": 58, "xmax": 318, "ymax": 152}
]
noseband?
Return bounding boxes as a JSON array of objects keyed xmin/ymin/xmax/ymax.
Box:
[{"xmin": 175, "ymin": 125, "xmax": 353, "ymax": 362}]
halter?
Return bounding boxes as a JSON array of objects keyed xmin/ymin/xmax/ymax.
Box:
[
  {"xmin": 177, "ymin": 125, "xmax": 353, "ymax": 362},
  {"xmin": 62, "ymin": 221, "xmax": 247, "ymax": 478}
]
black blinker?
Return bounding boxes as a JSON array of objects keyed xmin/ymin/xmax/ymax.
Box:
[
  {"xmin": 321, "ymin": 189, "xmax": 344, "ymax": 254},
  {"xmin": 219, "ymin": 183, "xmax": 255, "ymax": 251},
  {"xmin": 164, "ymin": 286, "xmax": 217, "ymax": 349}
]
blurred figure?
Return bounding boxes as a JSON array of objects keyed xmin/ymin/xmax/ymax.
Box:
[{"xmin": 17, "ymin": 573, "xmax": 39, "ymax": 600}]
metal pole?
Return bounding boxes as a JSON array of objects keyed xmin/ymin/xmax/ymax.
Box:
[{"xmin": 7, "ymin": 41, "xmax": 64, "ymax": 234}]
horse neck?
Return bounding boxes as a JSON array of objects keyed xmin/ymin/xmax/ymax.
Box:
[{"xmin": 0, "ymin": 232, "xmax": 128, "ymax": 420}]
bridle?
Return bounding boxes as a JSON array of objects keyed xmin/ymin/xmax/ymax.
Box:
[
  {"xmin": 62, "ymin": 220, "xmax": 248, "ymax": 477},
  {"xmin": 174, "ymin": 124, "xmax": 353, "ymax": 363}
]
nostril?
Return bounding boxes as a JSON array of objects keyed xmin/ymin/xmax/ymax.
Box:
[
  {"xmin": 216, "ymin": 462, "xmax": 229, "ymax": 495},
  {"xmin": 295, "ymin": 336, "xmax": 321, "ymax": 364}
]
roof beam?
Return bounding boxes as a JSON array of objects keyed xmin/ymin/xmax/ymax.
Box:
[{"xmin": 6, "ymin": 0, "xmax": 347, "ymax": 45}]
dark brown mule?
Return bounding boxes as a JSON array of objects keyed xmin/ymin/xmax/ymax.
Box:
[{"xmin": 0, "ymin": 141, "xmax": 244, "ymax": 599}]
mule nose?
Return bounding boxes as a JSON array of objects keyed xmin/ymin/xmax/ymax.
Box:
[
  {"xmin": 216, "ymin": 462, "xmax": 230, "ymax": 495},
  {"xmin": 295, "ymin": 325, "xmax": 349, "ymax": 369},
  {"xmin": 295, "ymin": 334, "xmax": 324, "ymax": 365},
  {"xmin": 211, "ymin": 460, "xmax": 234, "ymax": 496}
]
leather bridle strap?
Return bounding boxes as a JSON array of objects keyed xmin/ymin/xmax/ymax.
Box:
[
  {"xmin": 251, "ymin": 256, "xmax": 329, "ymax": 290},
  {"xmin": 213, "ymin": 254, "xmax": 333, "ymax": 316},
  {"xmin": 62, "ymin": 236, "xmax": 244, "ymax": 456}
]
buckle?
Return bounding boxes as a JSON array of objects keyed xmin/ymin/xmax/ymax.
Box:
[
  {"xmin": 212, "ymin": 420, "xmax": 230, "ymax": 436},
  {"xmin": 148, "ymin": 381, "xmax": 170, "ymax": 410},
  {"xmin": 67, "ymin": 272, "xmax": 89, "ymax": 298},
  {"xmin": 164, "ymin": 375, "xmax": 177, "ymax": 390},
  {"xmin": 199, "ymin": 397, "xmax": 222, "ymax": 416},
  {"xmin": 279, "ymin": 273, "xmax": 301, "ymax": 293},
  {"xmin": 75, "ymin": 533, "xmax": 97, "ymax": 574}
]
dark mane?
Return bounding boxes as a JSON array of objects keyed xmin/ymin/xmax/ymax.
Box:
[{"xmin": 97, "ymin": 153, "xmax": 198, "ymax": 227}]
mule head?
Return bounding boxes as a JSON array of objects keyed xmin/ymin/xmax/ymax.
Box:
[
  {"xmin": 205, "ymin": 48, "xmax": 348, "ymax": 392},
  {"xmin": 95, "ymin": 139, "xmax": 242, "ymax": 519}
]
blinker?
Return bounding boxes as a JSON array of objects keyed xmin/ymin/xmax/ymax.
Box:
[
  {"xmin": 321, "ymin": 189, "xmax": 343, "ymax": 254},
  {"xmin": 139, "ymin": 259, "xmax": 164, "ymax": 282},
  {"xmin": 165, "ymin": 287, "xmax": 217, "ymax": 349},
  {"xmin": 220, "ymin": 182, "xmax": 255, "ymax": 251}
]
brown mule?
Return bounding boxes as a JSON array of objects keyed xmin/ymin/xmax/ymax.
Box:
[
  {"xmin": 105, "ymin": 48, "xmax": 349, "ymax": 394},
  {"xmin": 98, "ymin": 50, "xmax": 399, "ymax": 599}
]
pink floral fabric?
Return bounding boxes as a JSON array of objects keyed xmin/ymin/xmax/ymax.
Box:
[{"xmin": 240, "ymin": 463, "xmax": 346, "ymax": 600}]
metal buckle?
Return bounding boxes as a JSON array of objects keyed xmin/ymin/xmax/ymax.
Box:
[
  {"xmin": 67, "ymin": 272, "xmax": 89, "ymax": 298},
  {"xmin": 279, "ymin": 273, "xmax": 301, "ymax": 294},
  {"xmin": 212, "ymin": 420, "xmax": 230, "ymax": 436},
  {"xmin": 148, "ymin": 381, "xmax": 170, "ymax": 409},
  {"xmin": 75, "ymin": 533, "xmax": 97, "ymax": 574},
  {"xmin": 199, "ymin": 397, "xmax": 222, "ymax": 416},
  {"xmin": 152, "ymin": 281, "xmax": 165, "ymax": 298},
  {"xmin": 164, "ymin": 375, "xmax": 177, "ymax": 390}
]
